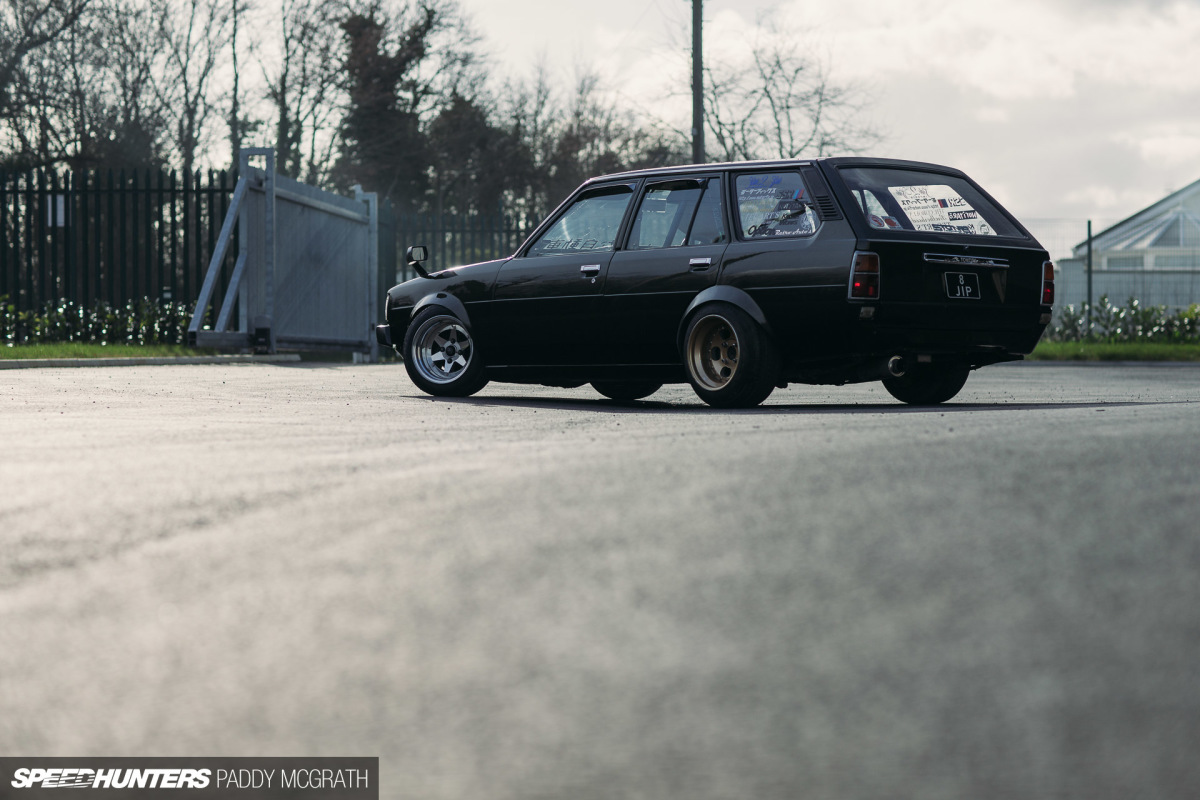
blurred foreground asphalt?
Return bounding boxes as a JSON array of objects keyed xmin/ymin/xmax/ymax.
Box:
[{"xmin": 1, "ymin": 363, "xmax": 1198, "ymax": 799}]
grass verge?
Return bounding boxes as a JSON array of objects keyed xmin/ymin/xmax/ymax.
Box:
[
  {"xmin": 9, "ymin": 340, "xmax": 1199, "ymax": 363},
  {"xmin": 1, "ymin": 343, "xmax": 216, "ymax": 360},
  {"xmin": 1030, "ymin": 341, "xmax": 1200, "ymax": 361}
]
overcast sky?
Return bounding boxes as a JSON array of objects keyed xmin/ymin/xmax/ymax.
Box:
[{"xmin": 457, "ymin": 0, "xmax": 1200, "ymax": 249}]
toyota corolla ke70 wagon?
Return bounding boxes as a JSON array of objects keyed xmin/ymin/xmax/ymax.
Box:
[{"xmin": 376, "ymin": 157, "xmax": 1054, "ymax": 408}]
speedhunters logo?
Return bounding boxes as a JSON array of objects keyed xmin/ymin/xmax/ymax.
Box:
[
  {"xmin": 11, "ymin": 768, "xmax": 210, "ymax": 789},
  {"xmin": 0, "ymin": 759, "xmax": 377, "ymax": 798}
]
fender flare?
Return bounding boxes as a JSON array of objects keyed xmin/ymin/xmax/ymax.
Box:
[
  {"xmin": 677, "ymin": 285, "xmax": 771, "ymax": 353},
  {"xmin": 411, "ymin": 292, "xmax": 472, "ymax": 330}
]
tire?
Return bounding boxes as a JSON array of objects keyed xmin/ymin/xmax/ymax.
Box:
[
  {"xmin": 682, "ymin": 304, "xmax": 779, "ymax": 408},
  {"xmin": 882, "ymin": 364, "xmax": 970, "ymax": 405},
  {"xmin": 591, "ymin": 380, "xmax": 662, "ymax": 402},
  {"xmin": 402, "ymin": 307, "xmax": 489, "ymax": 397}
]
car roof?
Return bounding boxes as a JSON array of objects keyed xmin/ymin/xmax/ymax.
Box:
[{"xmin": 587, "ymin": 156, "xmax": 969, "ymax": 185}]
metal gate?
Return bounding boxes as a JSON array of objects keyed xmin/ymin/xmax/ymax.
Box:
[{"xmin": 189, "ymin": 149, "xmax": 382, "ymax": 358}]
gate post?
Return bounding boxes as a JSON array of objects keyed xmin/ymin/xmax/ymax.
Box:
[
  {"xmin": 238, "ymin": 147, "xmax": 275, "ymax": 352},
  {"xmin": 354, "ymin": 185, "xmax": 380, "ymax": 363}
]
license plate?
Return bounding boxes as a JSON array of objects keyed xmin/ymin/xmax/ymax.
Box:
[{"xmin": 944, "ymin": 271, "xmax": 980, "ymax": 300}]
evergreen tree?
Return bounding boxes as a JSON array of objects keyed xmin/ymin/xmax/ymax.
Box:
[{"xmin": 332, "ymin": 7, "xmax": 435, "ymax": 209}]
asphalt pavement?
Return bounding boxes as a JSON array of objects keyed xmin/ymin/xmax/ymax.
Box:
[{"xmin": 1, "ymin": 362, "xmax": 1198, "ymax": 799}]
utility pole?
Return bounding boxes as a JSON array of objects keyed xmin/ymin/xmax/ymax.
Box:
[{"xmin": 692, "ymin": 0, "xmax": 704, "ymax": 164}]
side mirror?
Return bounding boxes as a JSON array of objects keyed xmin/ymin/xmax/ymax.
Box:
[{"xmin": 406, "ymin": 245, "xmax": 429, "ymax": 278}]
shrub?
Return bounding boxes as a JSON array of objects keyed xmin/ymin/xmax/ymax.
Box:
[
  {"xmin": 1045, "ymin": 296, "xmax": 1200, "ymax": 343},
  {"xmin": 0, "ymin": 295, "xmax": 193, "ymax": 346}
]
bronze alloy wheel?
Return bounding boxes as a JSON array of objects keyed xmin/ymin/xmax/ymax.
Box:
[
  {"xmin": 682, "ymin": 303, "xmax": 779, "ymax": 408},
  {"xmin": 686, "ymin": 314, "xmax": 741, "ymax": 390}
]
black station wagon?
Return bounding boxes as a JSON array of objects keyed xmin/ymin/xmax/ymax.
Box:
[{"xmin": 376, "ymin": 157, "xmax": 1054, "ymax": 407}]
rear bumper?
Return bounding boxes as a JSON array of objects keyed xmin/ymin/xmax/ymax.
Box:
[{"xmin": 866, "ymin": 302, "xmax": 1048, "ymax": 354}]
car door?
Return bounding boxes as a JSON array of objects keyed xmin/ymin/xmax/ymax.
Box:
[
  {"xmin": 602, "ymin": 176, "xmax": 729, "ymax": 365},
  {"xmin": 481, "ymin": 182, "xmax": 638, "ymax": 366}
]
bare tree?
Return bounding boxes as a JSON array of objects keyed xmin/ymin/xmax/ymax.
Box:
[
  {"xmin": 92, "ymin": 0, "xmax": 169, "ymax": 165},
  {"xmin": 259, "ymin": 0, "xmax": 343, "ymax": 182},
  {"xmin": 0, "ymin": 0, "xmax": 90, "ymax": 115},
  {"xmin": 703, "ymin": 27, "xmax": 881, "ymax": 161},
  {"xmin": 151, "ymin": 0, "xmax": 233, "ymax": 178},
  {"xmin": 226, "ymin": 0, "xmax": 250, "ymax": 170},
  {"xmin": 0, "ymin": 0, "xmax": 169, "ymax": 169},
  {"xmin": 493, "ymin": 63, "xmax": 555, "ymax": 214},
  {"xmin": 488, "ymin": 65, "xmax": 685, "ymax": 217}
]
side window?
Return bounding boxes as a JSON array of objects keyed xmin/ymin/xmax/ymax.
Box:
[
  {"xmin": 527, "ymin": 184, "xmax": 635, "ymax": 257},
  {"xmin": 627, "ymin": 179, "xmax": 728, "ymax": 250},
  {"xmin": 628, "ymin": 181, "xmax": 703, "ymax": 250},
  {"xmin": 735, "ymin": 172, "xmax": 819, "ymax": 239}
]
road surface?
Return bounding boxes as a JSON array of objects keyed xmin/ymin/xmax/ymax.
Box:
[{"xmin": 1, "ymin": 362, "xmax": 1198, "ymax": 799}]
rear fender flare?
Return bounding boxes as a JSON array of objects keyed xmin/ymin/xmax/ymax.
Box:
[{"xmin": 677, "ymin": 286, "xmax": 771, "ymax": 353}]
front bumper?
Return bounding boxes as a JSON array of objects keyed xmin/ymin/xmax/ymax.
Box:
[{"xmin": 375, "ymin": 324, "xmax": 392, "ymax": 348}]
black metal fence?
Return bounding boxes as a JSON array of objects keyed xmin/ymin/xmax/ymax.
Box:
[
  {"xmin": 0, "ymin": 169, "xmax": 238, "ymax": 315},
  {"xmin": 392, "ymin": 211, "xmax": 535, "ymax": 283},
  {"xmin": 1, "ymin": 167, "xmax": 540, "ymax": 317}
]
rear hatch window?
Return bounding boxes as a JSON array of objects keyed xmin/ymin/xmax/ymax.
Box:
[{"xmin": 838, "ymin": 167, "xmax": 1025, "ymax": 239}]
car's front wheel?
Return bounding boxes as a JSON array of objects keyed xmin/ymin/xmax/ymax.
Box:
[
  {"xmin": 882, "ymin": 364, "xmax": 970, "ymax": 405},
  {"xmin": 683, "ymin": 304, "xmax": 779, "ymax": 408},
  {"xmin": 403, "ymin": 307, "xmax": 488, "ymax": 397}
]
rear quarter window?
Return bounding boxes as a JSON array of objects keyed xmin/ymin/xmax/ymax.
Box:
[{"xmin": 734, "ymin": 172, "xmax": 819, "ymax": 239}]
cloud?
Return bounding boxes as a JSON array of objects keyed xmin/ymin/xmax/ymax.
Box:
[
  {"xmin": 1062, "ymin": 185, "xmax": 1163, "ymax": 213},
  {"xmin": 463, "ymin": 0, "xmax": 1200, "ymax": 222},
  {"xmin": 1114, "ymin": 129, "xmax": 1200, "ymax": 168},
  {"xmin": 975, "ymin": 107, "xmax": 1010, "ymax": 123},
  {"xmin": 781, "ymin": 0, "xmax": 1200, "ymax": 101}
]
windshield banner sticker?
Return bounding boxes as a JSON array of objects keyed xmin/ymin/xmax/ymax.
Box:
[{"xmin": 888, "ymin": 185, "xmax": 995, "ymax": 236}]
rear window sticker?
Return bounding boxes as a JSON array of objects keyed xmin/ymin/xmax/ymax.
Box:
[{"xmin": 888, "ymin": 184, "xmax": 997, "ymax": 236}]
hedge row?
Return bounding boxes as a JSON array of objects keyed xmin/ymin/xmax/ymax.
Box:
[
  {"xmin": 1046, "ymin": 296, "xmax": 1200, "ymax": 343},
  {"xmin": 6, "ymin": 293, "xmax": 1199, "ymax": 347},
  {"xmin": 1, "ymin": 296, "xmax": 194, "ymax": 346}
]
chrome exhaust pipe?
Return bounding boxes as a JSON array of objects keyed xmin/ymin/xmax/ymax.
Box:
[{"xmin": 886, "ymin": 355, "xmax": 907, "ymax": 378}]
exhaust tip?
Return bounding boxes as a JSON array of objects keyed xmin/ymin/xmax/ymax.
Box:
[{"xmin": 887, "ymin": 355, "xmax": 907, "ymax": 378}]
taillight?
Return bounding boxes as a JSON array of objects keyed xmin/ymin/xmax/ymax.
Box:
[
  {"xmin": 1041, "ymin": 260, "xmax": 1055, "ymax": 305},
  {"xmin": 849, "ymin": 252, "xmax": 880, "ymax": 299}
]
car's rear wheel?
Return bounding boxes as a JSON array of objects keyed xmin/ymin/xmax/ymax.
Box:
[
  {"xmin": 683, "ymin": 304, "xmax": 778, "ymax": 408},
  {"xmin": 403, "ymin": 307, "xmax": 488, "ymax": 397},
  {"xmin": 591, "ymin": 380, "xmax": 662, "ymax": 402},
  {"xmin": 882, "ymin": 364, "xmax": 970, "ymax": 405}
]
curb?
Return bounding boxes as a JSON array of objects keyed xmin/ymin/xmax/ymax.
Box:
[
  {"xmin": 0, "ymin": 354, "xmax": 302, "ymax": 370},
  {"xmin": 1002, "ymin": 360, "xmax": 1200, "ymax": 368}
]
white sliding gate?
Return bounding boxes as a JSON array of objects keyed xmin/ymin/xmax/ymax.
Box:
[{"xmin": 189, "ymin": 148, "xmax": 381, "ymax": 359}]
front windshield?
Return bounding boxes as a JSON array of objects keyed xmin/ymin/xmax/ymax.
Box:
[{"xmin": 839, "ymin": 167, "xmax": 1024, "ymax": 238}]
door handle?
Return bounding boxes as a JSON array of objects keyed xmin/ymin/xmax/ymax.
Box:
[
  {"xmin": 580, "ymin": 264, "xmax": 601, "ymax": 277},
  {"xmin": 689, "ymin": 257, "xmax": 713, "ymax": 272}
]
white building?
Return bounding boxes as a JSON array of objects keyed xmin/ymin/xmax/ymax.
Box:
[{"xmin": 1056, "ymin": 178, "xmax": 1200, "ymax": 309}]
